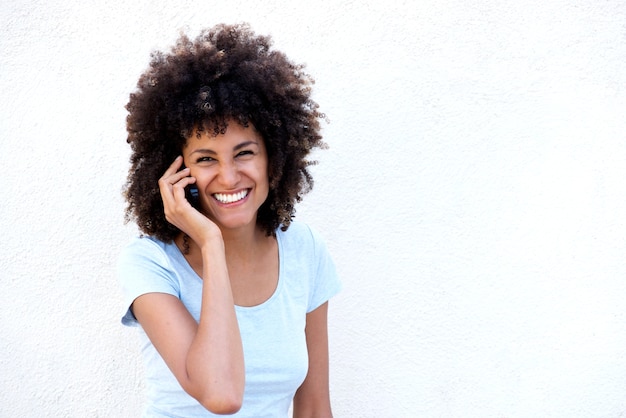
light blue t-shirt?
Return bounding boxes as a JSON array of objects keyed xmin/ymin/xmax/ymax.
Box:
[{"xmin": 118, "ymin": 221, "xmax": 341, "ymax": 417}]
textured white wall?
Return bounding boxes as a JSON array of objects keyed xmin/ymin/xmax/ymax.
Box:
[{"xmin": 2, "ymin": 0, "xmax": 626, "ymax": 416}]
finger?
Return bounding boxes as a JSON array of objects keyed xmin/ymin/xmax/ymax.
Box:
[
  {"xmin": 159, "ymin": 157, "xmax": 191, "ymax": 186},
  {"xmin": 163, "ymin": 167, "xmax": 191, "ymax": 187},
  {"xmin": 171, "ymin": 176, "xmax": 197, "ymax": 202},
  {"xmin": 158, "ymin": 160, "xmax": 190, "ymax": 193},
  {"xmin": 160, "ymin": 174, "xmax": 193, "ymax": 209}
]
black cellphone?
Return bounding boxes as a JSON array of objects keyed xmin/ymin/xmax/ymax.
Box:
[{"xmin": 185, "ymin": 184, "xmax": 199, "ymax": 208}]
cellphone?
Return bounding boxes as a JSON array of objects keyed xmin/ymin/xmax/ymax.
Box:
[{"xmin": 185, "ymin": 184, "xmax": 199, "ymax": 208}]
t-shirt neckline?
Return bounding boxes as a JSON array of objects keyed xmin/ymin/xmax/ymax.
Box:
[{"xmin": 169, "ymin": 231, "xmax": 284, "ymax": 311}]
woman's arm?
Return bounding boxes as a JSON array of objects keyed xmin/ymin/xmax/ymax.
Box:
[
  {"xmin": 132, "ymin": 157, "xmax": 245, "ymax": 414},
  {"xmin": 293, "ymin": 302, "xmax": 333, "ymax": 418}
]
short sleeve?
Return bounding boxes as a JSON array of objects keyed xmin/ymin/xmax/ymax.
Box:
[
  {"xmin": 117, "ymin": 237, "xmax": 181, "ymax": 326},
  {"xmin": 306, "ymin": 226, "xmax": 342, "ymax": 313}
]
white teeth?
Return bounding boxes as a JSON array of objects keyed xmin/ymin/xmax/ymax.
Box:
[{"xmin": 214, "ymin": 190, "xmax": 248, "ymax": 204}]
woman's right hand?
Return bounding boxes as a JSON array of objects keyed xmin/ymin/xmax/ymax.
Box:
[
  {"xmin": 158, "ymin": 156, "xmax": 221, "ymax": 245},
  {"xmin": 143, "ymin": 156, "xmax": 244, "ymax": 413}
]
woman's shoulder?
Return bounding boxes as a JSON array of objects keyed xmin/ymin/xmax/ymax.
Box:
[
  {"xmin": 121, "ymin": 234, "xmax": 164, "ymax": 252},
  {"xmin": 118, "ymin": 235, "xmax": 175, "ymax": 266},
  {"xmin": 278, "ymin": 220, "xmax": 314, "ymax": 242},
  {"xmin": 278, "ymin": 222, "xmax": 341, "ymax": 310},
  {"xmin": 277, "ymin": 221, "xmax": 330, "ymax": 254}
]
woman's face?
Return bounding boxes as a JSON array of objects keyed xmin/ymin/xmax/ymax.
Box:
[{"xmin": 182, "ymin": 121, "xmax": 269, "ymax": 233}]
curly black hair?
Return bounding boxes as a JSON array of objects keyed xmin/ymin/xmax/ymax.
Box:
[{"xmin": 123, "ymin": 23, "xmax": 326, "ymax": 242}]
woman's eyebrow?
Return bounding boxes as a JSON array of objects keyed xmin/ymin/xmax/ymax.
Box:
[
  {"xmin": 233, "ymin": 140, "xmax": 259, "ymax": 151},
  {"xmin": 190, "ymin": 148, "xmax": 216, "ymax": 155},
  {"xmin": 190, "ymin": 140, "xmax": 259, "ymax": 155}
]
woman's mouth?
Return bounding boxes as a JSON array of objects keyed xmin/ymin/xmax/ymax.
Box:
[{"xmin": 213, "ymin": 189, "xmax": 249, "ymax": 204}]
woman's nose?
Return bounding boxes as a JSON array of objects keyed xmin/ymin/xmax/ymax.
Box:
[{"xmin": 218, "ymin": 161, "xmax": 240, "ymax": 187}]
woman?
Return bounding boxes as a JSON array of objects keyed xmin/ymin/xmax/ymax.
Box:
[{"xmin": 118, "ymin": 23, "xmax": 341, "ymax": 417}]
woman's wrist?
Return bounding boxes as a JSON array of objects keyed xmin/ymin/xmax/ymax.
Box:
[{"xmin": 191, "ymin": 220, "xmax": 223, "ymax": 249}]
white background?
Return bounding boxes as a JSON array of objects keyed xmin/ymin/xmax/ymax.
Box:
[{"xmin": 2, "ymin": 0, "xmax": 626, "ymax": 416}]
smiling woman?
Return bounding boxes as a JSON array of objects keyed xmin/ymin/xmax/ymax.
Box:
[{"xmin": 118, "ymin": 23, "xmax": 341, "ymax": 417}]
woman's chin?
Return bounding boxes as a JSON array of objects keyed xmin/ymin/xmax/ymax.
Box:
[{"xmin": 211, "ymin": 215, "xmax": 257, "ymax": 233}]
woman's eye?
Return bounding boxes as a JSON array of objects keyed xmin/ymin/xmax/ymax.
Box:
[
  {"xmin": 236, "ymin": 150, "xmax": 254, "ymax": 157},
  {"xmin": 196, "ymin": 156, "xmax": 215, "ymax": 163}
]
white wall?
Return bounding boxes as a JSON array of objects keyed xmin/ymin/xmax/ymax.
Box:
[{"xmin": 2, "ymin": 0, "xmax": 625, "ymax": 416}]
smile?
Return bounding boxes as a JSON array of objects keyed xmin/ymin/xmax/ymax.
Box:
[{"xmin": 213, "ymin": 189, "xmax": 249, "ymax": 204}]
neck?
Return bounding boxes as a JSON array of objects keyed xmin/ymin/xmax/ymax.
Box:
[
  {"xmin": 176, "ymin": 222, "xmax": 267, "ymax": 264},
  {"xmin": 221, "ymin": 224, "xmax": 265, "ymax": 264}
]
